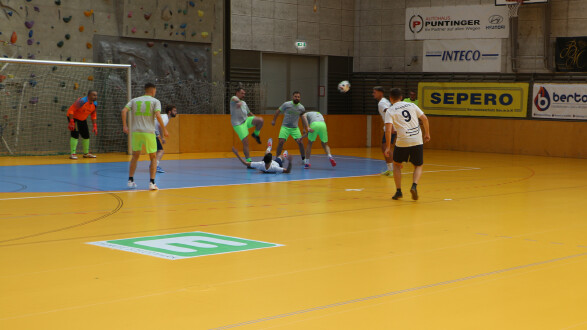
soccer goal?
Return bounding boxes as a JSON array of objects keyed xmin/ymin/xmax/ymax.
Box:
[{"xmin": 0, "ymin": 58, "xmax": 131, "ymax": 156}]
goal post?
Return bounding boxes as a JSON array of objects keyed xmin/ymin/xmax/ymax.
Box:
[{"xmin": 0, "ymin": 58, "xmax": 131, "ymax": 156}]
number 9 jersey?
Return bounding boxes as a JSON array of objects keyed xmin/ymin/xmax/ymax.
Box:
[{"xmin": 384, "ymin": 101, "xmax": 425, "ymax": 147}]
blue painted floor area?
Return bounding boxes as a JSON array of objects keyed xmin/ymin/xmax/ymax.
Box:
[{"xmin": 0, "ymin": 155, "xmax": 385, "ymax": 193}]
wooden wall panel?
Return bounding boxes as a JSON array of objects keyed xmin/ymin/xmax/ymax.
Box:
[{"xmin": 173, "ymin": 114, "xmax": 586, "ymax": 158}]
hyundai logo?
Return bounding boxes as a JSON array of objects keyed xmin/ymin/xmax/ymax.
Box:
[{"xmin": 489, "ymin": 15, "xmax": 504, "ymax": 24}]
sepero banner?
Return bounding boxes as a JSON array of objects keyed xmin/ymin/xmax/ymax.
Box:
[
  {"xmin": 423, "ymin": 39, "xmax": 502, "ymax": 72},
  {"xmin": 419, "ymin": 82, "xmax": 529, "ymax": 117},
  {"xmin": 532, "ymin": 83, "xmax": 587, "ymax": 120},
  {"xmin": 406, "ymin": 5, "xmax": 509, "ymax": 40}
]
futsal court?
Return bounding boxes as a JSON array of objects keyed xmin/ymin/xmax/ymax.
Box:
[{"xmin": 1, "ymin": 148, "xmax": 586, "ymax": 329}]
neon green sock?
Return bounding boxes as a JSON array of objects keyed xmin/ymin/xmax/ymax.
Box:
[
  {"xmin": 82, "ymin": 139, "xmax": 90, "ymax": 154},
  {"xmin": 246, "ymin": 158, "xmax": 252, "ymax": 162},
  {"xmin": 254, "ymin": 129, "xmax": 260, "ymax": 135},
  {"xmin": 70, "ymin": 137, "xmax": 79, "ymax": 154}
]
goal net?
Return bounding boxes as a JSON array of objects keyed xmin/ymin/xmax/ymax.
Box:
[{"xmin": 0, "ymin": 58, "xmax": 131, "ymax": 156}]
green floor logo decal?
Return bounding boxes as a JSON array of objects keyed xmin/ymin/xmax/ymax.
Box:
[{"xmin": 88, "ymin": 232, "xmax": 282, "ymax": 260}]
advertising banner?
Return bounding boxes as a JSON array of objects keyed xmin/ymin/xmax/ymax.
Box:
[
  {"xmin": 423, "ymin": 39, "xmax": 502, "ymax": 72},
  {"xmin": 555, "ymin": 37, "xmax": 587, "ymax": 72},
  {"xmin": 419, "ymin": 82, "xmax": 529, "ymax": 118},
  {"xmin": 406, "ymin": 5, "xmax": 509, "ymax": 40},
  {"xmin": 532, "ymin": 83, "xmax": 587, "ymax": 120}
]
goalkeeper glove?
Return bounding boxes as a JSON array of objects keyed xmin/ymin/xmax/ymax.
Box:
[
  {"xmin": 92, "ymin": 122, "xmax": 98, "ymax": 135},
  {"xmin": 68, "ymin": 119, "xmax": 75, "ymax": 131}
]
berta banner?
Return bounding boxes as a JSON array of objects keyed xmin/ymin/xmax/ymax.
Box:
[
  {"xmin": 532, "ymin": 83, "xmax": 587, "ymax": 120},
  {"xmin": 423, "ymin": 39, "xmax": 502, "ymax": 72},
  {"xmin": 406, "ymin": 5, "xmax": 509, "ymax": 40}
]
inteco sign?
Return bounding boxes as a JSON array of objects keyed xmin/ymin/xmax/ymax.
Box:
[{"xmin": 406, "ymin": 5, "xmax": 509, "ymax": 40}]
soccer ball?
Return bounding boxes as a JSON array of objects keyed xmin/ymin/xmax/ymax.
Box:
[{"xmin": 338, "ymin": 80, "xmax": 350, "ymax": 93}]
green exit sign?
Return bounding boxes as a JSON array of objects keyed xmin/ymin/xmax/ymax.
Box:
[{"xmin": 295, "ymin": 41, "xmax": 307, "ymax": 49}]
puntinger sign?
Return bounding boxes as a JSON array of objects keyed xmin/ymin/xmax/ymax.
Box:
[{"xmin": 406, "ymin": 5, "xmax": 509, "ymax": 40}]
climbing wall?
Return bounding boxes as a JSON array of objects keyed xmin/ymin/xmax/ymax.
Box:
[
  {"xmin": 0, "ymin": 0, "xmax": 221, "ymax": 74},
  {"xmin": 122, "ymin": 0, "xmax": 215, "ymax": 43}
]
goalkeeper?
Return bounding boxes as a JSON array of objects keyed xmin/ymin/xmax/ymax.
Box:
[{"xmin": 67, "ymin": 90, "xmax": 98, "ymax": 159}]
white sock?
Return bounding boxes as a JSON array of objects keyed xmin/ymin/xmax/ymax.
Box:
[
  {"xmin": 266, "ymin": 147, "xmax": 271, "ymax": 153},
  {"xmin": 304, "ymin": 158, "xmax": 309, "ymax": 164},
  {"xmin": 387, "ymin": 163, "xmax": 393, "ymax": 171},
  {"xmin": 157, "ymin": 160, "xmax": 160, "ymax": 166},
  {"xmin": 328, "ymin": 154, "xmax": 332, "ymax": 158}
]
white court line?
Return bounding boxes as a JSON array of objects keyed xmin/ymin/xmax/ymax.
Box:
[{"xmin": 0, "ymin": 167, "xmax": 481, "ymax": 201}]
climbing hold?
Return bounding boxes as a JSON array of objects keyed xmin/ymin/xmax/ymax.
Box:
[
  {"xmin": 0, "ymin": 75, "xmax": 5, "ymax": 82},
  {"xmin": 201, "ymin": 32, "xmax": 208, "ymax": 38},
  {"xmin": 87, "ymin": 75, "xmax": 94, "ymax": 81},
  {"xmin": 27, "ymin": 39, "xmax": 34, "ymax": 45},
  {"xmin": 65, "ymin": 34, "xmax": 71, "ymax": 40},
  {"xmin": 54, "ymin": 96, "xmax": 59, "ymax": 103},
  {"xmin": 161, "ymin": 6, "xmax": 173, "ymax": 21},
  {"xmin": 29, "ymin": 97, "xmax": 39, "ymax": 105},
  {"xmin": 163, "ymin": 43, "xmax": 168, "ymax": 48},
  {"xmin": 74, "ymin": 83, "xmax": 79, "ymax": 90},
  {"xmin": 177, "ymin": 9, "xmax": 182, "ymax": 13},
  {"xmin": 11, "ymin": 32, "xmax": 17, "ymax": 44},
  {"xmin": 191, "ymin": 32, "xmax": 196, "ymax": 37},
  {"xmin": 28, "ymin": 54, "xmax": 35, "ymax": 59},
  {"xmin": 170, "ymin": 24, "xmax": 174, "ymax": 29},
  {"xmin": 57, "ymin": 41, "xmax": 64, "ymax": 47},
  {"xmin": 84, "ymin": 10, "xmax": 93, "ymax": 17},
  {"xmin": 144, "ymin": 13, "xmax": 152, "ymax": 20},
  {"xmin": 61, "ymin": 105, "xmax": 67, "ymax": 111},
  {"xmin": 180, "ymin": 23, "xmax": 187, "ymax": 29},
  {"xmin": 86, "ymin": 42, "xmax": 92, "ymax": 49},
  {"xmin": 8, "ymin": 11, "xmax": 13, "ymax": 16},
  {"xmin": 52, "ymin": 66, "xmax": 58, "ymax": 71},
  {"xmin": 25, "ymin": 21, "xmax": 34, "ymax": 29},
  {"xmin": 144, "ymin": 30, "xmax": 149, "ymax": 34},
  {"xmin": 66, "ymin": 57, "xmax": 71, "ymax": 61},
  {"xmin": 60, "ymin": 81, "xmax": 65, "ymax": 87},
  {"xmin": 55, "ymin": 0, "xmax": 61, "ymax": 5},
  {"xmin": 63, "ymin": 16, "xmax": 72, "ymax": 23},
  {"xmin": 147, "ymin": 42, "xmax": 154, "ymax": 47},
  {"xmin": 189, "ymin": 1, "xmax": 195, "ymax": 7},
  {"xmin": 193, "ymin": 58, "xmax": 199, "ymax": 62},
  {"xmin": 213, "ymin": 51, "xmax": 218, "ymax": 56},
  {"xmin": 79, "ymin": 25, "xmax": 85, "ymax": 32},
  {"xmin": 36, "ymin": 41, "xmax": 40, "ymax": 45},
  {"xmin": 181, "ymin": 31, "xmax": 185, "ymax": 36},
  {"xmin": 128, "ymin": 11, "xmax": 133, "ymax": 18},
  {"xmin": 198, "ymin": 10, "xmax": 204, "ymax": 17},
  {"xmin": 164, "ymin": 23, "xmax": 169, "ymax": 29},
  {"xmin": 28, "ymin": 30, "xmax": 33, "ymax": 38},
  {"xmin": 34, "ymin": 6, "xmax": 39, "ymax": 12},
  {"xmin": 131, "ymin": 27, "xmax": 137, "ymax": 33}
]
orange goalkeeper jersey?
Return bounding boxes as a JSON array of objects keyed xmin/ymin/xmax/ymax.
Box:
[{"xmin": 67, "ymin": 96, "xmax": 97, "ymax": 121}]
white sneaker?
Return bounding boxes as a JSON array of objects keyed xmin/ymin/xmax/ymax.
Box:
[
  {"xmin": 282, "ymin": 150, "xmax": 288, "ymax": 158},
  {"xmin": 69, "ymin": 154, "xmax": 78, "ymax": 160},
  {"xmin": 267, "ymin": 138, "xmax": 273, "ymax": 151},
  {"xmin": 127, "ymin": 180, "xmax": 137, "ymax": 189},
  {"xmin": 149, "ymin": 182, "xmax": 159, "ymax": 190}
]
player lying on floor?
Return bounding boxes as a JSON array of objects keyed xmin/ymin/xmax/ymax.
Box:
[{"xmin": 231, "ymin": 138, "xmax": 292, "ymax": 174}]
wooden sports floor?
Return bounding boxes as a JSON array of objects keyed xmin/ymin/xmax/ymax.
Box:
[{"xmin": 1, "ymin": 148, "xmax": 586, "ymax": 329}]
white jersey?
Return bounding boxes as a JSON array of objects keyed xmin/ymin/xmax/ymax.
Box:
[
  {"xmin": 384, "ymin": 101, "xmax": 424, "ymax": 147},
  {"xmin": 378, "ymin": 98, "xmax": 391, "ymax": 131},
  {"xmin": 155, "ymin": 113, "xmax": 169, "ymax": 136},
  {"xmin": 249, "ymin": 160, "xmax": 284, "ymax": 173}
]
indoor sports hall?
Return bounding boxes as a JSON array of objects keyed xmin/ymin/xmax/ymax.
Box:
[{"xmin": 1, "ymin": 0, "xmax": 587, "ymax": 329}]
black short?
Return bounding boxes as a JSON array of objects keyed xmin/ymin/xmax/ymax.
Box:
[
  {"xmin": 382, "ymin": 133, "xmax": 397, "ymax": 145},
  {"xmin": 393, "ymin": 144, "xmax": 424, "ymax": 166},
  {"xmin": 275, "ymin": 157, "xmax": 283, "ymax": 167},
  {"xmin": 156, "ymin": 136, "xmax": 163, "ymax": 151},
  {"xmin": 68, "ymin": 118, "xmax": 89, "ymax": 139}
]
